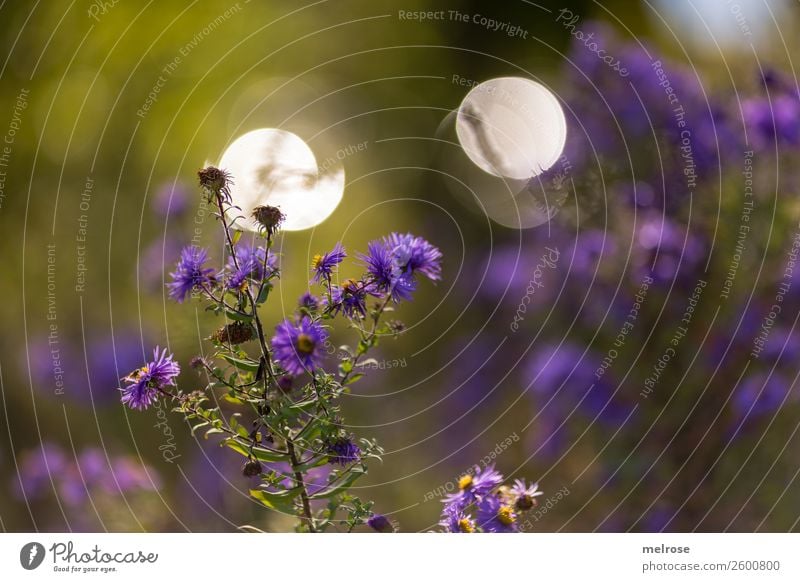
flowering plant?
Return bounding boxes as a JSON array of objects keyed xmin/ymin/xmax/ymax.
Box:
[
  {"xmin": 439, "ymin": 465, "xmax": 542, "ymax": 533},
  {"xmin": 121, "ymin": 167, "xmax": 464, "ymax": 532}
]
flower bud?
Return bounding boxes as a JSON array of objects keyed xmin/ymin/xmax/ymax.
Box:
[
  {"xmin": 367, "ymin": 514, "xmax": 395, "ymax": 533},
  {"xmin": 242, "ymin": 458, "xmax": 262, "ymax": 477},
  {"xmin": 277, "ymin": 375, "xmax": 293, "ymax": 393}
]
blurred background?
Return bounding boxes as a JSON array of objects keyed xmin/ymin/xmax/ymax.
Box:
[{"xmin": 1, "ymin": 0, "xmax": 800, "ymax": 532}]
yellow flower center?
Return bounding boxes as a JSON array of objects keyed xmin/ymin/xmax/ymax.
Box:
[
  {"xmin": 311, "ymin": 254, "xmax": 323, "ymax": 270},
  {"xmin": 296, "ymin": 333, "xmax": 315, "ymax": 355},
  {"xmin": 342, "ymin": 278, "xmax": 357, "ymax": 293},
  {"xmin": 497, "ymin": 505, "xmax": 516, "ymax": 526},
  {"xmin": 458, "ymin": 518, "xmax": 475, "ymax": 533},
  {"xmin": 458, "ymin": 475, "xmax": 473, "ymax": 490}
]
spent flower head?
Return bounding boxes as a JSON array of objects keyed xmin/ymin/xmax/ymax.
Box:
[
  {"xmin": 198, "ymin": 166, "xmax": 232, "ymax": 201},
  {"xmin": 252, "ymin": 205, "xmax": 285, "ymax": 236}
]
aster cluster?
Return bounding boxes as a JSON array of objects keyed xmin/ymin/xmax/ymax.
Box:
[
  {"xmin": 119, "ymin": 167, "xmax": 443, "ymax": 533},
  {"xmin": 439, "ymin": 465, "xmax": 542, "ymax": 533},
  {"xmin": 13, "ymin": 443, "xmax": 162, "ymax": 530},
  {"xmin": 450, "ymin": 23, "xmax": 800, "ymax": 532}
]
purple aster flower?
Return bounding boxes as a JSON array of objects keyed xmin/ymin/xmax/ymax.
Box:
[
  {"xmin": 443, "ymin": 464, "xmax": 504, "ymax": 508},
  {"xmin": 326, "ymin": 279, "xmax": 368, "ymax": 318},
  {"xmin": 326, "ymin": 435, "xmax": 362, "ymax": 465},
  {"xmin": 225, "ymin": 244, "xmax": 276, "ymax": 290},
  {"xmin": 14, "ymin": 442, "xmax": 68, "ymax": 500},
  {"xmin": 298, "ymin": 291, "xmax": 319, "ymax": 312},
  {"xmin": 732, "ymin": 372, "xmax": 792, "ymax": 423},
  {"xmin": 140, "ymin": 236, "xmax": 182, "ymax": 291},
  {"xmin": 526, "ymin": 342, "xmax": 631, "ymax": 426},
  {"xmin": 271, "ymin": 316, "xmax": 328, "ymax": 376},
  {"xmin": 359, "ymin": 240, "xmax": 417, "ymax": 302},
  {"xmin": 440, "ymin": 503, "xmax": 477, "ymax": 533},
  {"xmin": 383, "ymin": 232, "xmax": 442, "ymax": 281},
  {"xmin": 367, "ymin": 514, "xmax": 396, "ymax": 533},
  {"xmin": 476, "ymin": 494, "xmax": 518, "ymax": 533},
  {"xmin": 509, "ymin": 479, "xmax": 543, "ymax": 511},
  {"xmin": 167, "ymin": 246, "xmax": 216, "ymax": 302},
  {"xmin": 120, "ymin": 347, "xmax": 180, "ymax": 411},
  {"xmin": 311, "ymin": 243, "xmax": 346, "ymax": 283}
]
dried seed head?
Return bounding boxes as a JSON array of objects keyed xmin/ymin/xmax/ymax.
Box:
[
  {"xmin": 198, "ymin": 166, "xmax": 232, "ymax": 201},
  {"xmin": 387, "ymin": 320, "xmax": 406, "ymax": 335},
  {"xmin": 242, "ymin": 458, "xmax": 262, "ymax": 477},
  {"xmin": 252, "ymin": 205, "xmax": 285, "ymax": 236},
  {"xmin": 211, "ymin": 321, "xmax": 255, "ymax": 345}
]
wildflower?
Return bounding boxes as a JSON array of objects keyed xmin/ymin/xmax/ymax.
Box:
[
  {"xmin": 120, "ymin": 347, "xmax": 180, "ymax": 411},
  {"xmin": 509, "ymin": 479, "xmax": 543, "ymax": 511},
  {"xmin": 443, "ymin": 464, "xmax": 504, "ymax": 508},
  {"xmin": 476, "ymin": 494, "xmax": 518, "ymax": 533},
  {"xmin": 440, "ymin": 504, "xmax": 477, "ymax": 533},
  {"xmin": 252, "ymin": 205, "xmax": 285, "ymax": 236},
  {"xmin": 189, "ymin": 356, "xmax": 206, "ymax": 370},
  {"xmin": 298, "ymin": 291, "xmax": 320, "ymax": 312},
  {"xmin": 167, "ymin": 246, "xmax": 216, "ymax": 302},
  {"xmin": 271, "ymin": 317, "xmax": 328, "ymax": 375},
  {"xmin": 225, "ymin": 245, "xmax": 276, "ymax": 290},
  {"xmin": 367, "ymin": 514, "xmax": 396, "ymax": 533},
  {"xmin": 311, "ymin": 243, "xmax": 346, "ymax": 283},
  {"xmin": 327, "ymin": 279, "xmax": 367, "ymax": 318},
  {"xmin": 358, "ymin": 240, "xmax": 416, "ymax": 302},
  {"xmin": 326, "ymin": 435, "xmax": 361, "ymax": 465},
  {"xmin": 384, "ymin": 232, "xmax": 442, "ymax": 281}
]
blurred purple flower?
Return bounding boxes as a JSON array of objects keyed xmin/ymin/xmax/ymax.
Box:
[{"xmin": 152, "ymin": 181, "xmax": 190, "ymax": 218}]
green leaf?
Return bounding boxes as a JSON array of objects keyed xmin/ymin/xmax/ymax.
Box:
[
  {"xmin": 345, "ymin": 373, "xmax": 364, "ymax": 385},
  {"xmin": 219, "ymin": 353, "xmax": 260, "ymax": 373},
  {"xmin": 223, "ymin": 438, "xmax": 285, "ymax": 462},
  {"xmin": 249, "ymin": 487, "xmax": 301, "ymax": 511},
  {"xmin": 309, "ymin": 465, "xmax": 366, "ymax": 500},
  {"xmin": 293, "ymin": 455, "xmax": 329, "ymax": 473},
  {"xmin": 224, "ymin": 309, "xmax": 253, "ymax": 322},
  {"xmin": 256, "ymin": 283, "xmax": 272, "ymax": 305},
  {"xmin": 190, "ymin": 421, "xmax": 210, "ymax": 437}
]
